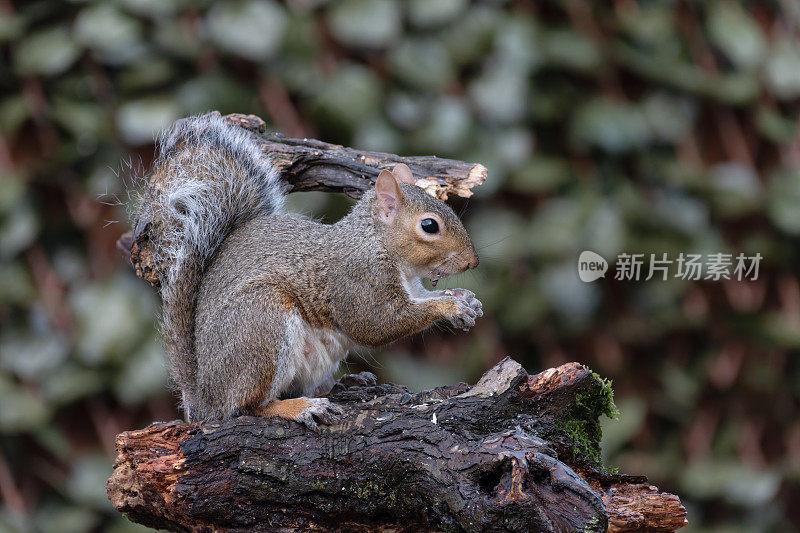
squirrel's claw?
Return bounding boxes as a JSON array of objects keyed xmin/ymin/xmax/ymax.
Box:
[
  {"xmin": 296, "ymin": 398, "xmax": 343, "ymax": 430},
  {"xmin": 443, "ymin": 289, "xmax": 483, "ymax": 332}
]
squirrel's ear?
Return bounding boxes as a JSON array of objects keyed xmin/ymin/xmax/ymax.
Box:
[
  {"xmin": 391, "ymin": 163, "xmax": 415, "ymax": 185},
  {"xmin": 375, "ymin": 169, "xmax": 402, "ymax": 225}
]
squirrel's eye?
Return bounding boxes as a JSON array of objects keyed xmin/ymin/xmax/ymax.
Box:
[{"xmin": 420, "ymin": 218, "xmax": 439, "ymax": 234}]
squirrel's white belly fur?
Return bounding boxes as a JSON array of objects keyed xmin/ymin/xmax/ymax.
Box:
[{"xmin": 270, "ymin": 309, "xmax": 355, "ymax": 400}]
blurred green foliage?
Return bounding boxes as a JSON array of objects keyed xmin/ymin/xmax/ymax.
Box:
[{"xmin": 1, "ymin": 0, "xmax": 799, "ymax": 531}]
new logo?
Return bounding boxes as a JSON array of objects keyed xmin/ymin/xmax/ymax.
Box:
[{"xmin": 578, "ymin": 251, "xmax": 608, "ymax": 282}]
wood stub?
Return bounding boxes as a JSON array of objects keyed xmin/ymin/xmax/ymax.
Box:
[{"xmin": 106, "ymin": 359, "xmax": 688, "ymax": 532}]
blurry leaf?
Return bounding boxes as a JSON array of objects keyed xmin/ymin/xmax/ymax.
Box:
[
  {"xmin": 641, "ymin": 92, "xmax": 696, "ymax": 143},
  {"xmin": 466, "ymin": 129, "xmax": 519, "ymax": 194},
  {"xmin": 69, "ymin": 275, "xmax": 158, "ymax": 365},
  {"xmin": 353, "ymin": 119, "xmax": 402, "ymax": 153},
  {"xmin": 176, "ymin": 74, "xmax": 253, "ymax": 115},
  {"xmin": 755, "ymin": 106, "xmax": 798, "ymax": 144},
  {"xmin": 723, "ymin": 469, "xmax": 781, "ymax": 507},
  {"xmin": 767, "ymin": 167, "xmax": 800, "ymax": 234},
  {"xmin": 0, "ymin": 12, "xmax": 23, "ymax": 42},
  {"xmin": 706, "ymin": 72, "xmax": 760, "ymax": 104},
  {"xmin": 681, "ymin": 460, "xmax": 779, "ymax": 506},
  {"xmin": 464, "ymin": 126, "xmax": 533, "ymax": 195},
  {"xmin": 617, "ymin": 44, "xmax": 758, "ymax": 104},
  {"xmin": 12, "ymin": 26, "xmax": 80, "ymax": 76},
  {"xmin": 281, "ymin": 10, "xmax": 318, "ymax": 56},
  {"xmin": 52, "ymin": 248, "xmax": 87, "ymax": 286},
  {"xmin": 618, "ymin": 3, "xmax": 676, "ymax": 46},
  {"xmin": 528, "ymin": 199, "xmax": 583, "ymax": 258},
  {"xmin": 389, "ymin": 38, "xmax": 455, "ymax": 91},
  {"xmin": 657, "ymin": 157, "xmax": 708, "ymax": 190},
  {"xmin": 709, "ymin": 162, "xmax": 763, "ymax": 217},
  {"xmin": 660, "ymin": 363, "xmax": 699, "ymax": 411},
  {"xmin": 581, "ymin": 200, "xmax": 626, "ymax": 259},
  {"xmin": 507, "ymin": 156, "xmax": 570, "ymax": 194},
  {"xmin": 0, "ymin": 95, "xmax": 30, "ymax": 135},
  {"xmin": 743, "ymin": 357, "xmax": 783, "ymax": 391},
  {"xmin": 708, "ymin": 1, "xmax": 766, "ymax": 70},
  {"xmin": 0, "ymin": 200, "xmax": 39, "ymax": 258},
  {"xmin": 105, "ymin": 516, "xmax": 156, "ymax": 533},
  {"xmin": 539, "ymin": 262, "xmax": 600, "ymax": 326},
  {"xmin": 0, "ymin": 332, "xmax": 68, "ymax": 380},
  {"xmin": 0, "ymin": 261, "xmax": 34, "ymax": 305},
  {"xmin": 33, "ymin": 426, "xmax": 72, "ymax": 462},
  {"xmin": 328, "ymin": 0, "xmax": 400, "ymax": 49},
  {"xmin": 407, "ymin": 0, "xmax": 467, "ymax": 29},
  {"xmin": 207, "ymin": 0, "xmax": 287, "ymax": 61},
  {"xmin": 116, "ymin": 97, "xmax": 180, "ymax": 145},
  {"xmin": 541, "ymin": 29, "xmax": 601, "ymax": 72},
  {"xmin": 412, "ymin": 96, "xmax": 470, "ymax": 154},
  {"xmin": 67, "ymin": 454, "xmax": 114, "ymax": 510},
  {"xmin": 758, "ymin": 312, "xmax": 800, "ymax": 349},
  {"xmin": 570, "ymin": 98, "xmax": 651, "ymax": 154},
  {"xmin": 765, "ymin": 38, "xmax": 800, "ymax": 100},
  {"xmin": 614, "ymin": 181, "xmax": 651, "ymax": 220},
  {"xmin": 0, "ymin": 509, "xmax": 30, "ymax": 533},
  {"xmin": 117, "ymin": 59, "xmax": 175, "ymax": 91},
  {"xmin": 649, "ymin": 191, "xmax": 710, "ymax": 236},
  {"xmin": 41, "ymin": 364, "xmax": 104, "ymax": 406},
  {"xmin": 529, "ymin": 83, "xmax": 579, "ymax": 122},
  {"xmin": 498, "ymin": 278, "xmax": 547, "ymax": 333},
  {"xmin": 310, "ymin": 64, "xmax": 381, "ymax": 128},
  {"xmin": 494, "ymin": 15, "xmax": 541, "ymax": 71},
  {"xmin": 631, "ymin": 279, "xmax": 687, "ymax": 322},
  {"xmin": 121, "ymin": 0, "xmax": 180, "ymax": 18},
  {"xmin": 468, "ymin": 61, "xmax": 528, "ymax": 124},
  {"xmin": 34, "ymin": 502, "xmax": 99, "ymax": 533},
  {"xmin": 386, "ymin": 91, "xmax": 427, "ymax": 130},
  {"xmin": 600, "ymin": 397, "xmax": 646, "ymax": 460},
  {"xmin": 0, "ymin": 172, "xmax": 24, "ymax": 213},
  {"xmin": 153, "ymin": 18, "xmax": 198, "ymax": 57},
  {"xmin": 276, "ymin": 58, "xmax": 323, "ymax": 94},
  {"xmin": 51, "ymin": 99, "xmax": 107, "ymax": 139},
  {"xmin": 114, "ymin": 337, "xmax": 168, "ymax": 405},
  {"xmin": 73, "ymin": 4, "xmax": 144, "ymax": 64},
  {"xmin": 0, "ymin": 374, "xmax": 51, "ymax": 433},
  {"xmin": 465, "ymin": 207, "xmax": 527, "ymax": 263},
  {"xmin": 440, "ymin": 5, "xmax": 499, "ymax": 65}
]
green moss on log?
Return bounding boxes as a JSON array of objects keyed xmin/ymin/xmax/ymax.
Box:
[{"xmin": 555, "ymin": 368, "xmax": 619, "ymax": 467}]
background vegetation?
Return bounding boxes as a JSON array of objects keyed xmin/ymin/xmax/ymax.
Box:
[{"xmin": 2, "ymin": 0, "xmax": 799, "ymax": 531}]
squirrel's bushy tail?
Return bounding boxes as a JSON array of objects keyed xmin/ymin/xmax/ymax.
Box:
[{"xmin": 138, "ymin": 114, "xmax": 285, "ymax": 417}]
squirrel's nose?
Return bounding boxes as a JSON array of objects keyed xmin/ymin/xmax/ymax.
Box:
[{"xmin": 453, "ymin": 252, "xmax": 479, "ymax": 271}]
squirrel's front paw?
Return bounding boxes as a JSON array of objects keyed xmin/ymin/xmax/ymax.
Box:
[
  {"xmin": 296, "ymin": 398, "xmax": 343, "ymax": 430},
  {"xmin": 442, "ymin": 288, "xmax": 483, "ymax": 331}
]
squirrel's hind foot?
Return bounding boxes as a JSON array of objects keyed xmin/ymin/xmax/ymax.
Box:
[{"xmin": 261, "ymin": 397, "xmax": 343, "ymax": 430}]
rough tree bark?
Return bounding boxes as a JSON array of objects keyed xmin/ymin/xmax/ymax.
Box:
[
  {"xmin": 116, "ymin": 111, "xmax": 487, "ymax": 286},
  {"xmin": 106, "ymin": 359, "xmax": 687, "ymax": 532},
  {"xmin": 224, "ymin": 112, "xmax": 487, "ymax": 201}
]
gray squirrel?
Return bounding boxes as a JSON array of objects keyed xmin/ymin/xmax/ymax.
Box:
[{"xmin": 134, "ymin": 114, "xmax": 482, "ymax": 427}]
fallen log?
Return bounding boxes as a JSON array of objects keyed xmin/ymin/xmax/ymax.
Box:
[
  {"xmin": 116, "ymin": 111, "xmax": 487, "ymax": 286},
  {"xmin": 106, "ymin": 358, "xmax": 688, "ymax": 532}
]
